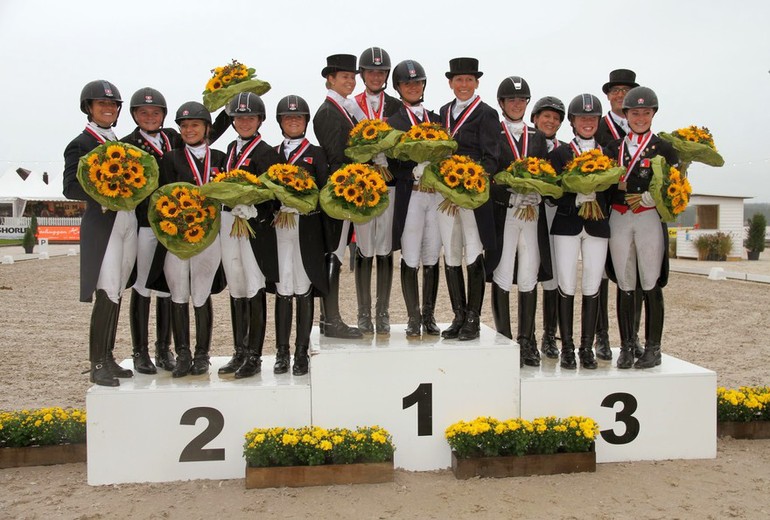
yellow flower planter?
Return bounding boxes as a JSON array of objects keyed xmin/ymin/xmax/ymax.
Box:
[
  {"xmin": 0, "ymin": 443, "xmax": 86, "ymax": 469},
  {"xmin": 245, "ymin": 460, "xmax": 394, "ymax": 489},
  {"xmin": 451, "ymin": 445, "xmax": 596, "ymax": 480}
]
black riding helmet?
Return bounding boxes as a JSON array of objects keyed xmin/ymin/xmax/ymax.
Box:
[
  {"xmin": 226, "ymin": 92, "xmax": 266, "ymax": 119},
  {"xmin": 129, "ymin": 87, "xmax": 167, "ymax": 126},
  {"xmin": 175, "ymin": 101, "xmax": 211, "ymax": 125},
  {"xmin": 530, "ymin": 96, "xmax": 565, "ymax": 123},
  {"xmin": 275, "ymin": 95, "xmax": 311, "ymax": 124},
  {"xmin": 622, "ymin": 86, "xmax": 659, "ymax": 113},
  {"xmin": 359, "ymin": 46, "xmax": 391, "ymax": 91},
  {"xmin": 567, "ymin": 94, "xmax": 603, "ymax": 121},
  {"xmin": 80, "ymin": 80, "xmax": 122, "ymax": 126},
  {"xmin": 392, "ymin": 59, "xmax": 427, "ymax": 101},
  {"xmin": 497, "ymin": 76, "xmax": 531, "ymax": 100}
]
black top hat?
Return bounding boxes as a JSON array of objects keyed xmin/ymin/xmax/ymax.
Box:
[
  {"xmin": 321, "ymin": 54, "xmax": 358, "ymax": 78},
  {"xmin": 445, "ymin": 57, "xmax": 483, "ymax": 79},
  {"xmin": 602, "ymin": 69, "xmax": 639, "ymax": 94}
]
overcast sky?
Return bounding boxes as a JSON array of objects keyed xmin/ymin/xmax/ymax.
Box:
[{"xmin": 1, "ymin": 0, "xmax": 768, "ymax": 201}]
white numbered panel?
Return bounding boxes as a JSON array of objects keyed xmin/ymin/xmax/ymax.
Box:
[
  {"xmin": 87, "ymin": 356, "xmax": 311, "ymax": 485},
  {"xmin": 310, "ymin": 324, "xmax": 519, "ymax": 471},
  {"xmin": 520, "ymin": 350, "xmax": 716, "ymax": 463}
]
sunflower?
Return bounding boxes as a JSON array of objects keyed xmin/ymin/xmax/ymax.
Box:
[
  {"xmin": 444, "ymin": 172, "xmax": 460, "ymax": 188},
  {"xmin": 177, "ymin": 194, "xmax": 195, "ymax": 210},
  {"xmin": 244, "ymin": 172, "xmax": 261, "ymax": 185},
  {"xmin": 221, "ymin": 74, "xmax": 233, "ymax": 85},
  {"xmin": 130, "ymin": 173, "xmax": 147, "ymax": 189},
  {"xmin": 86, "ymin": 153, "xmax": 100, "ymax": 167},
  {"xmin": 105, "ymin": 145, "xmax": 126, "ymax": 160},
  {"xmin": 667, "ymin": 184, "xmax": 681, "ymax": 197},
  {"xmin": 424, "ymin": 131, "xmax": 438, "ymax": 140},
  {"xmin": 184, "ymin": 225, "xmax": 205, "ymax": 243},
  {"xmin": 127, "ymin": 161, "xmax": 144, "ymax": 176},
  {"xmin": 206, "ymin": 78, "xmax": 223, "ymax": 92},
  {"xmin": 156, "ymin": 195, "xmax": 172, "ymax": 211},
  {"xmin": 183, "ymin": 212, "xmax": 197, "ymax": 225},
  {"xmin": 580, "ymin": 161, "xmax": 598, "ymax": 173},
  {"xmin": 159, "ymin": 220, "xmax": 178, "ymax": 236},
  {"xmin": 171, "ymin": 186, "xmax": 189, "ymax": 199},
  {"xmin": 331, "ymin": 171, "xmax": 348, "ymax": 185},
  {"xmin": 127, "ymin": 148, "xmax": 142, "ymax": 159},
  {"xmin": 100, "ymin": 181, "xmax": 121, "ymax": 198},
  {"xmin": 343, "ymin": 185, "xmax": 361, "ymax": 203},
  {"xmin": 291, "ymin": 179, "xmax": 304, "ymax": 191},
  {"xmin": 89, "ymin": 167, "xmax": 103, "ymax": 184},
  {"xmin": 475, "ymin": 177, "xmax": 487, "ymax": 191},
  {"xmin": 527, "ymin": 164, "xmax": 540, "ymax": 175},
  {"xmin": 212, "ymin": 171, "xmax": 228, "ymax": 182},
  {"xmin": 368, "ymin": 191, "xmax": 381, "ymax": 207},
  {"xmin": 207, "ymin": 205, "xmax": 217, "ymax": 218},
  {"xmin": 100, "ymin": 160, "xmax": 123, "ymax": 178},
  {"xmin": 362, "ymin": 126, "xmax": 378, "ymax": 140},
  {"xmin": 160, "ymin": 203, "xmax": 179, "ymax": 219},
  {"xmin": 353, "ymin": 193, "xmax": 365, "ymax": 207},
  {"xmin": 334, "ymin": 184, "xmax": 346, "ymax": 197},
  {"xmin": 193, "ymin": 209, "xmax": 207, "ymax": 223},
  {"xmin": 119, "ymin": 186, "xmax": 133, "ymax": 198}
]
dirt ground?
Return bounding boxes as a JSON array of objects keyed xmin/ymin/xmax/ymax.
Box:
[{"xmin": 0, "ymin": 251, "xmax": 769, "ymax": 519}]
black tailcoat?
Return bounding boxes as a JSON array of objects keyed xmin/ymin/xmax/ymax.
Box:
[{"xmin": 596, "ymin": 113, "xmax": 627, "ymax": 148}]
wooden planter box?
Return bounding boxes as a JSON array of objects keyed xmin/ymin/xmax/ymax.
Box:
[
  {"xmin": 0, "ymin": 443, "xmax": 86, "ymax": 469},
  {"xmin": 245, "ymin": 460, "xmax": 394, "ymax": 489},
  {"xmin": 717, "ymin": 421, "xmax": 770, "ymax": 439},
  {"xmin": 451, "ymin": 448, "xmax": 596, "ymax": 480}
]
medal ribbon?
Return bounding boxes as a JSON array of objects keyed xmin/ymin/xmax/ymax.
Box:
[
  {"xmin": 286, "ymin": 139, "xmax": 311, "ymax": 165},
  {"xmin": 501, "ymin": 122, "xmax": 529, "ymax": 160},
  {"xmin": 604, "ymin": 114, "xmax": 621, "ymax": 140},
  {"xmin": 618, "ymin": 132, "xmax": 653, "ymax": 182},
  {"xmin": 326, "ymin": 96, "xmax": 355, "ymax": 127},
  {"xmin": 184, "ymin": 147, "xmax": 211, "ymax": 186},
  {"xmin": 84, "ymin": 126, "xmax": 107, "ymax": 144},
  {"xmin": 356, "ymin": 92, "xmax": 384, "ymax": 120},
  {"xmin": 404, "ymin": 103, "xmax": 430, "ymax": 126},
  {"xmin": 446, "ymin": 96, "xmax": 482, "ymax": 137},
  {"xmin": 226, "ymin": 135, "xmax": 262, "ymax": 170}
]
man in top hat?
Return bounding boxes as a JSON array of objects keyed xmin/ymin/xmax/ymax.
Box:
[
  {"xmin": 437, "ymin": 57, "xmax": 500, "ymax": 341},
  {"xmin": 594, "ymin": 68, "xmax": 643, "ymax": 363}
]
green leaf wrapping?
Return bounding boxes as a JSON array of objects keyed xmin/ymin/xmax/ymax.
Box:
[
  {"xmin": 560, "ymin": 166, "xmax": 624, "ymax": 195},
  {"xmin": 259, "ymin": 175, "xmax": 319, "ymax": 215},
  {"xmin": 494, "ymin": 170, "xmax": 563, "ymax": 199},
  {"xmin": 319, "ymin": 183, "xmax": 389, "ymax": 224},
  {"xmin": 344, "ymin": 129, "xmax": 404, "ymax": 163},
  {"xmin": 658, "ymin": 132, "xmax": 724, "ymax": 167},
  {"xmin": 202, "ymin": 78, "xmax": 271, "ymax": 112},
  {"xmin": 649, "ymin": 155, "xmax": 676, "ymax": 223},
  {"xmin": 198, "ymin": 181, "xmax": 274, "ymax": 207},
  {"xmin": 76, "ymin": 141, "xmax": 159, "ymax": 211},
  {"xmin": 420, "ymin": 165, "xmax": 489, "ymax": 210},
  {"xmin": 390, "ymin": 138, "xmax": 459, "ymax": 163},
  {"xmin": 148, "ymin": 182, "xmax": 221, "ymax": 260}
]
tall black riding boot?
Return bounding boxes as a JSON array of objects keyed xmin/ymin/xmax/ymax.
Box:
[
  {"xmin": 355, "ymin": 249, "xmax": 375, "ymax": 334},
  {"xmin": 154, "ymin": 296, "xmax": 175, "ymax": 371},
  {"xmin": 579, "ymin": 293, "xmax": 599, "ymax": 369},
  {"xmin": 518, "ymin": 289, "xmax": 540, "ymax": 367},
  {"xmin": 616, "ymin": 289, "xmax": 637, "ymax": 369},
  {"xmin": 89, "ymin": 290, "xmax": 120, "ymax": 386},
  {"xmin": 593, "ymin": 279, "xmax": 612, "ymax": 360},
  {"xmin": 190, "ymin": 298, "xmax": 213, "ymax": 375},
  {"xmin": 322, "ymin": 253, "xmax": 363, "ymax": 338},
  {"xmin": 459, "ymin": 255, "xmax": 485, "ymax": 341},
  {"xmin": 633, "ymin": 286, "xmax": 645, "ymax": 358},
  {"xmin": 441, "ymin": 264, "xmax": 466, "ymax": 339},
  {"xmin": 236, "ymin": 290, "xmax": 266, "ymax": 379},
  {"xmin": 273, "ymin": 293, "xmax": 293, "ymax": 374},
  {"xmin": 557, "ymin": 289, "xmax": 576, "ymax": 369},
  {"xmin": 219, "ymin": 296, "xmax": 250, "ymax": 374},
  {"xmin": 491, "ymin": 282, "xmax": 512, "ymax": 340},
  {"xmin": 171, "ymin": 302, "xmax": 192, "ymax": 378},
  {"xmin": 540, "ymin": 289, "xmax": 560, "ymax": 359},
  {"xmin": 635, "ymin": 285, "xmax": 664, "ymax": 369},
  {"xmin": 293, "ymin": 289, "xmax": 314, "ymax": 375},
  {"xmin": 104, "ymin": 296, "xmax": 133, "ymax": 378},
  {"xmin": 375, "ymin": 253, "xmax": 393, "ymax": 335},
  {"xmin": 421, "ymin": 263, "xmax": 441, "ymax": 335},
  {"xmin": 130, "ymin": 289, "xmax": 156, "ymax": 374},
  {"xmin": 401, "ymin": 260, "xmax": 422, "ymax": 338}
]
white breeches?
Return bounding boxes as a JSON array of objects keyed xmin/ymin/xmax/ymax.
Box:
[
  {"xmin": 275, "ymin": 224, "xmax": 311, "ymax": 296},
  {"xmin": 219, "ymin": 211, "xmax": 264, "ymax": 299},
  {"xmin": 437, "ymin": 206, "xmax": 482, "ymax": 266},
  {"xmin": 554, "ymin": 231, "xmax": 608, "ymax": 296},
  {"xmin": 400, "ymin": 189, "xmax": 442, "ymax": 268},
  {"xmin": 541, "ymin": 203, "xmax": 559, "ymax": 291},
  {"xmin": 354, "ymin": 186, "xmax": 396, "ymax": 257},
  {"xmin": 331, "ymin": 220, "xmax": 352, "ymax": 262},
  {"xmin": 97, "ymin": 210, "xmax": 138, "ymax": 304},
  {"xmin": 609, "ymin": 209, "xmax": 663, "ymax": 291},
  {"xmin": 165, "ymin": 235, "xmax": 222, "ymax": 307},
  {"xmin": 133, "ymin": 226, "xmax": 170, "ymax": 298},
  {"xmin": 492, "ymin": 205, "xmax": 540, "ymax": 292}
]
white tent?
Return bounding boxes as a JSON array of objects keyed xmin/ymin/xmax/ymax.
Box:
[{"xmin": 0, "ymin": 168, "xmax": 67, "ymax": 217}]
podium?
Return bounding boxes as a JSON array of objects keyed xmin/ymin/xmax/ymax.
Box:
[{"xmin": 86, "ymin": 325, "xmax": 716, "ymax": 485}]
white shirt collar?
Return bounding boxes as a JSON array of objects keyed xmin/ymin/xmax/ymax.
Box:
[{"xmin": 87, "ymin": 121, "xmax": 116, "ymax": 141}]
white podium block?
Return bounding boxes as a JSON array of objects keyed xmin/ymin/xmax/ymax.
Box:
[
  {"xmin": 2, "ymin": 255, "xmax": 13, "ymax": 264},
  {"xmin": 310, "ymin": 323, "xmax": 519, "ymax": 471},
  {"xmin": 87, "ymin": 356, "xmax": 311, "ymax": 485},
  {"xmin": 520, "ymin": 350, "xmax": 716, "ymax": 463}
]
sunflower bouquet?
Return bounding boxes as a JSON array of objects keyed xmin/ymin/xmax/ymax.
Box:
[
  {"xmin": 390, "ymin": 122, "xmax": 458, "ymax": 164},
  {"xmin": 345, "ymin": 119, "xmax": 404, "ymax": 181},
  {"xmin": 494, "ymin": 158, "xmax": 563, "ymax": 221},
  {"xmin": 659, "ymin": 126, "xmax": 724, "ymax": 176},
  {"xmin": 202, "ymin": 59, "xmax": 271, "ymax": 112},
  {"xmin": 199, "ymin": 169, "xmax": 273, "ymax": 238},
  {"xmin": 149, "ymin": 182, "xmax": 221, "ymax": 259},
  {"xmin": 77, "ymin": 141, "xmax": 159, "ymax": 212},
  {"xmin": 259, "ymin": 163, "xmax": 320, "ymax": 228},
  {"xmin": 419, "ymin": 155, "xmax": 489, "ymax": 215},
  {"xmin": 320, "ymin": 163, "xmax": 389, "ymax": 224},
  {"xmin": 629, "ymin": 155, "xmax": 692, "ymax": 222},
  {"xmin": 561, "ymin": 149, "xmax": 624, "ymax": 220}
]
